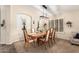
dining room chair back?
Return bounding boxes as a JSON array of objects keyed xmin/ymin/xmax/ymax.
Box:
[
  {"xmin": 23, "ymin": 29, "xmax": 27, "ymax": 42},
  {"xmin": 23, "ymin": 29, "xmax": 35, "ymax": 47},
  {"xmin": 45, "ymin": 30, "xmax": 50, "ymax": 41},
  {"xmin": 50, "ymin": 28, "xmax": 53, "ymax": 33},
  {"xmin": 51, "ymin": 29, "xmax": 56, "ymax": 43}
]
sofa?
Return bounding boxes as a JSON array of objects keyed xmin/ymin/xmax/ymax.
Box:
[{"xmin": 71, "ymin": 33, "xmax": 79, "ymax": 45}]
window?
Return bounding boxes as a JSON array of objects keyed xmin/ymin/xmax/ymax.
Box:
[
  {"xmin": 59, "ymin": 19, "xmax": 63, "ymax": 32},
  {"xmin": 50, "ymin": 19, "xmax": 63, "ymax": 32},
  {"xmin": 49, "ymin": 20, "xmax": 54, "ymax": 28},
  {"xmin": 55, "ymin": 19, "xmax": 58, "ymax": 31}
]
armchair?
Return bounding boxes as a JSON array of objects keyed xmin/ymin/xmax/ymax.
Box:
[{"xmin": 70, "ymin": 32, "xmax": 79, "ymax": 45}]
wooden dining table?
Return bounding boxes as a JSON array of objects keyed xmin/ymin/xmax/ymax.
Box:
[
  {"xmin": 27, "ymin": 31, "xmax": 47, "ymax": 46},
  {"xmin": 28, "ymin": 31, "xmax": 46, "ymax": 40}
]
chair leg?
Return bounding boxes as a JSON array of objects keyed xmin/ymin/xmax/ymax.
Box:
[
  {"xmin": 51, "ymin": 38, "xmax": 53, "ymax": 45},
  {"xmin": 24, "ymin": 42, "xmax": 29, "ymax": 48},
  {"xmin": 44, "ymin": 42, "xmax": 48, "ymax": 49},
  {"xmin": 33, "ymin": 41, "xmax": 37, "ymax": 47},
  {"xmin": 53, "ymin": 38, "xmax": 56, "ymax": 44},
  {"xmin": 37, "ymin": 39, "xmax": 40, "ymax": 46},
  {"xmin": 44, "ymin": 44, "xmax": 47, "ymax": 49},
  {"xmin": 48, "ymin": 40, "xmax": 51, "ymax": 47}
]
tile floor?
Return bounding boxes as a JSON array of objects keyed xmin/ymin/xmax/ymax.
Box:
[{"xmin": 0, "ymin": 39, "xmax": 79, "ymax": 53}]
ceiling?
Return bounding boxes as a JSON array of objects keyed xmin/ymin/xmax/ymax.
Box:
[
  {"xmin": 48, "ymin": 5, "xmax": 79, "ymax": 16},
  {"xmin": 49, "ymin": 5, "xmax": 79, "ymax": 12},
  {"xmin": 33, "ymin": 5, "xmax": 79, "ymax": 16},
  {"xmin": 59, "ymin": 5, "xmax": 79, "ymax": 11}
]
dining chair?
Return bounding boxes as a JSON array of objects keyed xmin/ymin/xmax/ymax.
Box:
[
  {"xmin": 38, "ymin": 30, "xmax": 50, "ymax": 49},
  {"xmin": 23, "ymin": 29, "xmax": 35, "ymax": 48},
  {"xmin": 49, "ymin": 28, "xmax": 56, "ymax": 45},
  {"xmin": 52, "ymin": 29, "xmax": 56, "ymax": 43},
  {"xmin": 48, "ymin": 28, "xmax": 53, "ymax": 45}
]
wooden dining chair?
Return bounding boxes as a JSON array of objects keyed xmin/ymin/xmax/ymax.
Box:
[
  {"xmin": 38, "ymin": 30, "xmax": 50, "ymax": 49},
  {"xmin": 50, "ymin": 28, "xmax": 56, "ymax": 44},
  {"xmin": 23, "ymin": 29, "xmax": 35, "ymax": 48},
  {"xmin": 52, "ymin": 29, "xmax": 56, "ymax": 44},
  {"xmin": 48, "ymin": 28, "xmax": 53, "ymax": 45}
]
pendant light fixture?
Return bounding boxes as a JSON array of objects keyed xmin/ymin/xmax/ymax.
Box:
[{"xmin": 40, "ymin": 5, "xmax": 49, "ymax": 19}]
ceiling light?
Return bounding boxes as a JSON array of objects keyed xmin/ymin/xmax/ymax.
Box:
[{"xmin": 40, "ymin": 5, "xmax": 49, "ymax": 19}]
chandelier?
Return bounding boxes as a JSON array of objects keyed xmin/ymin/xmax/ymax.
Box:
[{"xmin": 40, "ymin": 5, "xmax": 49, "ymax": 19}]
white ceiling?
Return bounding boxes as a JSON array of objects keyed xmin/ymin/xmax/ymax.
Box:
[
  {"xmin": 57, "ymin": 5, "xmax": 79, "ymax": 12},
  {"xmin": 48, "ymin": 5, "xmax": 79, "ymax": 16},
  {"xmin": 33, "ymin": 5, "xmax": 79, "ymax": 16},
  {"xmin": 33, "ymin": 5, "xmax": 53, "ymax": 16}
]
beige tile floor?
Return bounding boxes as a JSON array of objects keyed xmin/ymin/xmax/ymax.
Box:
[
  {"xmin": 0, "ymin": 38, "xmax": 79, "ymax": 53},
  {"xmin": 14, "ymin": 39, "xmax": 79, "ymax": 53},
  {"xmin": 0, "ymin": 44, "xmax": 16, "ymax": 53}
]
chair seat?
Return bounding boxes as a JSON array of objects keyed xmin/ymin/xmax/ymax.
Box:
[
  {"xmin": 28, "ymin": 40, "xmax": 34, "ymax": 43},
  {"xmin": 39, "ymin": 38, "xmax": 45, "ymax": 41}
]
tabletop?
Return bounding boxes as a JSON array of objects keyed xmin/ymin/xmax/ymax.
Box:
[{"xmin": 28, "ymin": 31, "xmax": 46, "ymax": 38}]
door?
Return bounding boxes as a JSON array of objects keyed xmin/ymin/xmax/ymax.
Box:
[{"xmin": 16, "ymin": 13, "xmax": 32, "ymax": 40}]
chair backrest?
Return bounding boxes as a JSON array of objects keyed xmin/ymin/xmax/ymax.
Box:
[
  {"xmin": 23, "ymin": 29, "xmax": 28, "ymax": 42},
  {"xmin": 45, "ymin": 30, "xmax": 50, "ymax": 41},
  {"xmin": 50, "ymin": 28, "xmax": 53, "ymax": 33},
  {"xmin": 52, "ymin": 29, "xmax": 55, "ymax": 39}
]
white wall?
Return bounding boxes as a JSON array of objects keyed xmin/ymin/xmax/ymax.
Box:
[
  {"xmin": 56, "ymin": 11, "xmax": 79, "ymax": 40},
  {"xmin": 0, "ymin": 5, "xmax": 11, "ymax": 44}
]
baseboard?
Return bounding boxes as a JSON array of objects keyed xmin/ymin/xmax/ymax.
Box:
[
  {"xmin": 56, "ymin": 37, "xmax": 70, "ymax": 41},
  {"xmin": 0, "ymin": 39, "xmax": 22, "ymax": 45}
]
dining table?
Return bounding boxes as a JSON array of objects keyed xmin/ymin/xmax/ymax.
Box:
[
  {"xmin": 27, "ymin": 31, "xmax": 47, "ymax": 46},
  {"xmin": 28, "ymin": 31, "xmax": 46, "ymax": 40}
]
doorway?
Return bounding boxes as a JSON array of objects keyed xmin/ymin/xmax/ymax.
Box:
[{"xmin": 16, "ymin": 13, "xmax": 32, "ymax": 40}]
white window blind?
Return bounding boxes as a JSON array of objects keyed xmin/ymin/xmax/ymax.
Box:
[{"xmin": 50, "ymin": 19, "xmax": 63, "ymax": 32}]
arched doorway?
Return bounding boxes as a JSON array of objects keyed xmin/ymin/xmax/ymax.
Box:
[{"xmin": 16, "ymin": 13, "xmax": 32, "ymax": 40}]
